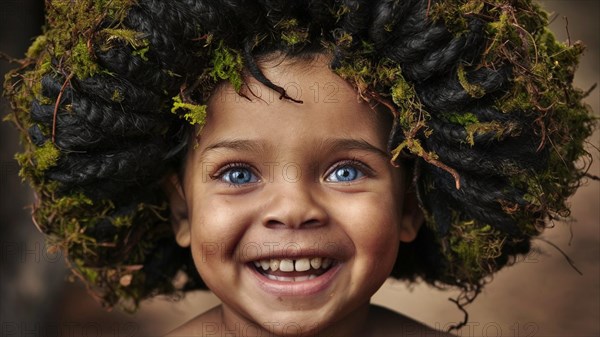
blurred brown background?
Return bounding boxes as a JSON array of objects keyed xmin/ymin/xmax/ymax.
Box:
[{"xmin": 1, "ymin": 1, "xmax": 598, "ymax": 336}]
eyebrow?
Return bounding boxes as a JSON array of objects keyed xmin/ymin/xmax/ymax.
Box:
[
  {"xmin": 200, "ymin": 139, "xmax": 272, "ymax": 158},
  {"xmin": 319, "ymin": 138, "xmax": 390, "ymax": 160},
  {"xmin": 199, "ymin": 137, "xmax": 389, "ymax": 159}
]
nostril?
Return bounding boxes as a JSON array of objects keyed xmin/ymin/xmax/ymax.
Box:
[
  {"xmin": 265, "ymin": 219, "xmax": 286, "ymax": 229},
  {"xmin": 301, "ymin": 219, "xmax": 323, "ymax": 229},
  {"xmin": 264, "ymin": 218, "xmax": 324, "ymax": 229}
]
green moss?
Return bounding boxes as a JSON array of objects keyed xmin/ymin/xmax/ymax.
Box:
[
  {"xmin": 334, "ymin": 31, "xmax": 353, "ymax": 48},
  {"xmin": 3, "ymin": 0, "xmax": 186, "ymax": 311},
  {"xmin": 131, "ymin": 46, "xmax": 150, "ymax": 61},
  {"xmin": 100, "ymin": 28, "xmax": 147, "ymax": 48},
  {"xmin": 446, "ymin": 112, "xmax": 479, "ymax": 126},
  {"xmin": 26, "ymin": 35, "xmax": 48, "ymax": 58},
  {"xmin": 99, "ymin": 28, "xmax": 150, "ymax": 61},
  {"xmin": 335, "ymin": 58, "xmax": 372, "ymax": 95},
  {"xmin": 447, "ymin": 218, "xmax": 505, "ymax": 280},
  {"xmin": 277, "ymin": 19, "xmax": 309, "ymax": 46},
  {"xmin": 78, "ymin": 263, "xmax": 99, "ymax": 283},
  {"xmin": 282, "ymin": 31, "xmax": 309, "ymax": 46},
  {"xmin": 334, "ymin": 4, "xmax": 351, "ymax": 20},
  {"xmin": 71, "ymin": 38, "xmax": 100, "ymax": 79},
  {"xmin": 429, "ymin": 1, "xmax": 469, "ymax": 34},
  {"xmin": 464, "ymin": 121, "xmax": 519, "ymax": 146},
  {"xmin": 33, "ymin": 142, "xmax": 60, "ymax": 171},
  {"xmin": 487, "ymin": 10, "xmax": 511, "ymax": 40},
  {"xmin": 390, "ymin": 75, "xmax": 422, "ymax": 126},
  {"xmin": 171, "ymin": 96, "xmax": 207, "ymax": 126},
  {"xmin": 459, "ymin": 0, "xmax": 484, "ymax": 15},
  {"xmin": 38, "ymin": 61, "xmax": 53, "ymax": 77},
  {"xmin": 92, "ymin": 0, "xmax": 134, "ymax": 21},
  {"xmin": 457, "ymin": 64, "xmax": 486, "ymax": 98},
  {"xmin": 52, "ymin": 192, "xmax": 94, "ymax": 212},
  {"xmin": 111, "ymin": 89, "xmax": 125, "ymax": 103},
  {"xmin": 111, "ymin": 215, "xmax": 134, "ymax": 228},
  {"xmin": 335, "ymin": 57, "xmax": 406, "ymax": 104},
  {"xmin": 521, "ymin": 176, "xmax": 545, "ymax": 207},
  {"xmin": 391, "ymin": 138, "xmax": 435, "ymax": 162},
  {"xmin": 493, "ymin": 10, "xmax": 594, "ymax": 225},
  {"xmin": 36, "ymin": 0, "xmax": 136, "ymax": 79},
  {"xmin": 14, "ymin": 153, "xmax": 31, "ymax": 182},
  {"xmin": 444, "ymin": 111, "xmax": 521, "ymax": 146},
  {"xmin": 210, "ymin": 41, "xmax": 244, "ymax": 91},
  {"xmin": 496, "ymin": 82, "xmax": 533, "ymax": 113}
]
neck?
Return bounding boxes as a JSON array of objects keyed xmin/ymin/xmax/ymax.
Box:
[{"xmin": 219, "ymin": 302, "xmax": 371, "ymax": 337}]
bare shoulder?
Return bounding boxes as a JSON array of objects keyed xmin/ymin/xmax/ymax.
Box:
[
  {"xmin": 164, "ymin": 305, "xmax": 223, "ymax": 337},
  {"xmin": 364, "ymin": 304, "xmax": 455, "ymax": 337}
]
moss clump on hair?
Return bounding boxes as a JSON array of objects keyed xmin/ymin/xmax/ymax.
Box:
[
  {"xmin": 3, "ymin": 0, "xmax": 165, "ymax": 310},
  {"xmin": 277, "ymin": 18, "xmax": 309, "ymax": 46},
  {"xmin": 32, "ymin": 141, "xmax": 61, "ymax": 171},
  {"xmin": 98, "ymin": 28, "xmax": 151, "ymax": 61},
  {"xmin": 210, "ymin": 41, "xmax": 244, "ymax": 91},
  {"xmin": 447, "ymin": 219, "xmax": 505, "ymax": 281},
  {"xmin": 457, "ymin": 64, "xmax": 486, "ymax": 98},
  {"xmin": 171, "ymin": 95, "xmax": 207, "ymax": 126},
  {"xmin": 72, "ymin": 38, "xmax": 100, "ymax": 79},
  {"xmin": 390, "ymin": 74, "xmax": 427, "ymax": 132},
  {"xmin": 464, "ymin": 121, "xmax": 520, "ymax": 146},
  {"xmin": 111, "ymin": 89, "xmax": 125, "ymax": 103},
  {"xmin": 99, "ymin": 28, "xmax": 148, "ymax": 49},
  {"xmin": 26, "ymin": 35, "xmax": 48, "ymax": 59},
  {"xmin": 489, "ymin": 15, "xmax": 594, "ymax": 225},
  {"xmin": 44, "ymin": 0, "xmax": 135, "ymax": 79},
  {"xmin": 444, "ymin": 112, "xmax": 479, "ymax": 126}
]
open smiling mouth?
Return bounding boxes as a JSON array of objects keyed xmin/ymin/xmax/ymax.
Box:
[{"xmin": 251, "ymin": 257, "xmax": 336, "ymax": 282}]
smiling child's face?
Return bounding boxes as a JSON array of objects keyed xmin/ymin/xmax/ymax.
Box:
[{"xmin": 168, "ymin": 55, "xmax": 421, "ymax": 336}]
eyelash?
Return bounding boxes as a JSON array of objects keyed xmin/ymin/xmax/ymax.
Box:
[
  {"xmin": 325, "ymin": 158, "xmax": 374, "ymax": 181},
  {"xmin": 210, "ymin": 162, "xmax": 260, "ymax": 187},
  {"xmin": 210, "ymin": 158, "xmax": 374, "ymax": 186}
]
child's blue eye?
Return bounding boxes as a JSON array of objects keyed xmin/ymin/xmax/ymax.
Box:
[
  {"xmin": 220, "ymin": 167, "xmax": 258, "ymax": 185},
  {"xmin": 326, "ymin": 165, "xmax": 364, "ymax": 182}
]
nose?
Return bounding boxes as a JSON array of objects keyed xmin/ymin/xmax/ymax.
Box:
[{"xmin": 261, "ymin": 181, "xmax": 329, "ymax": 229}]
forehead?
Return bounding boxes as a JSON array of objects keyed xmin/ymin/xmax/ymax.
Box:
[{"xmin": 199, "ymin": 55, "xmax": 391, "ymax": 150}]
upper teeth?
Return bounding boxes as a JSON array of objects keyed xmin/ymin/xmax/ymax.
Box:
[{"xmin": 253, "ymin": 257, "xmax": 332, "ymax": 272}]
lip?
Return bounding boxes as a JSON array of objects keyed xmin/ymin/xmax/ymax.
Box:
[{"xmin": 247, "ymin": 261, "xmax": 342, "ymax": 296}]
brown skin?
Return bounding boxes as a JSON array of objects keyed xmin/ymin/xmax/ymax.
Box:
[
  {"xmin": 165, "ymin": 55, "xmax": 446, "ymax": 337},
  {"xmin": 168, "ymin": 304, "xmax": 453, "ymax": 337}
]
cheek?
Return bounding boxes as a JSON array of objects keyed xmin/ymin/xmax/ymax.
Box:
[
  {"xmin": 192, "ymin": 194, "xmax": 249, "ymax": 236},
  {"xmin": 334, "ymin": 193, "xmax": 401, "ymax": 258},
  {"xmin": 358, "ymin": 212, "xmax": 400, "ymax": 263},
  {"xmin": 332, "ymin": 193, "xmax": 400, "ymax": 298},
  {"xmin": 188, "ymin": 197, "xmax": 246, "ymax": 264}
]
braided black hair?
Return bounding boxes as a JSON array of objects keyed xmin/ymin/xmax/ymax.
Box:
[{"xmin": 4, "ymin": 0, "xmax": 594, "ymax": 312}]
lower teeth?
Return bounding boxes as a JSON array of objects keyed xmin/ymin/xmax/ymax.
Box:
[{"xmin": 265, "ymin": 274, "xmax": 317, "ymax": 282}]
